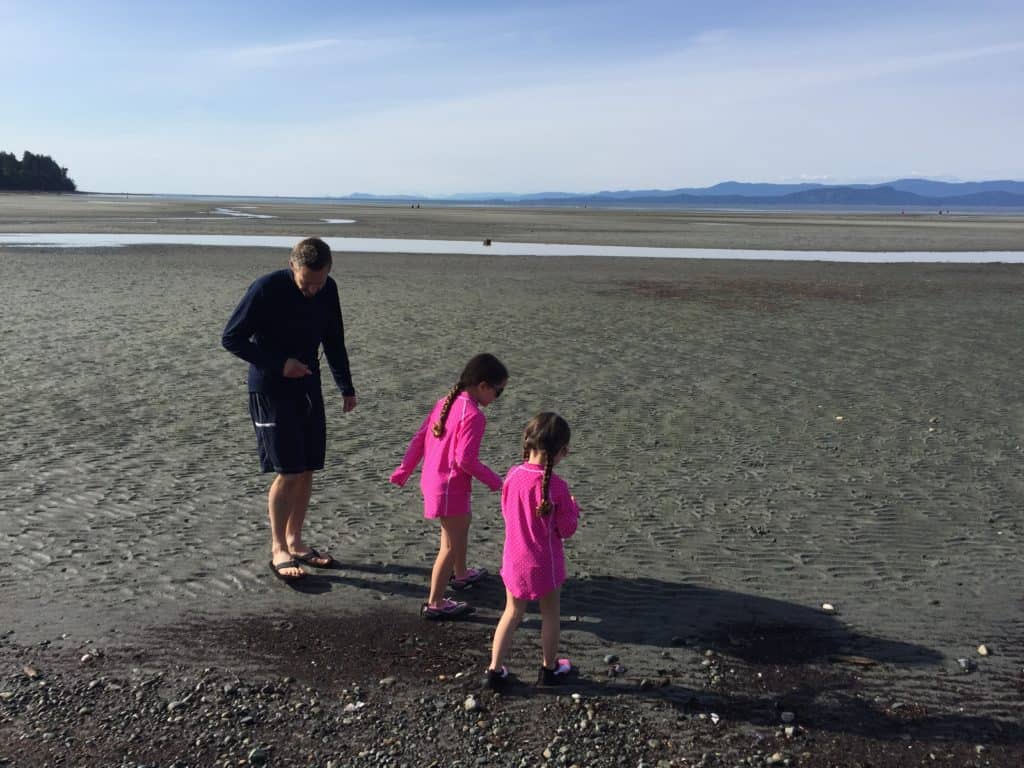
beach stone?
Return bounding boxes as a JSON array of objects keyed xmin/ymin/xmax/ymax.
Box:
[
  {"xmin": 247, "ymin": 747, "xmax": 269, "ymax": 765},
  {"xmin": 780, "ymin": 711, "xmax": 795, "ymax": 723},
  {"xmin": 820, "ymin": 603, "xmax": 836, "ymax": 614},
  {"xmin": 464, "ymin": 695, "xmax": 482, "ymax": 712},
  {"xmin": 379, "ymin": 676, "xmax": 397, "ymax": 687},
  {"xmin": 956, "ymin": 658, "xmax": 977, "ymax": 673},
  {"xmin": 977, "ymin": 644, "xmax": 990, "ymax": 656},
  {"xmin": 603, "ymin": 654, "xmax": 619, "ymax": 665},
  {"xmin": 766, "ymin": 753, "xmax": 785, "ymax": 765}
]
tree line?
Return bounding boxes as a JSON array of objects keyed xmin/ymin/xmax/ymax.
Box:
[{"xmin": 0, "ymin": 150, "xmax": 77, "ymax": 192}]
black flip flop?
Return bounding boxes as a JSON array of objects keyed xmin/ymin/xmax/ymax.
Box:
[
  {"xmin": 269, "ymin": 559, "xmax": 306, "ymax": 581},
  {"xmin": 292, "ymin": 548, "xmax": 339, "ymax": 569}
]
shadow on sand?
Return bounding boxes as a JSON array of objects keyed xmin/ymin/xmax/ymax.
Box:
[{"xmin": 256, "ymin": 562, "xmax": 1024, "ymax": 746}]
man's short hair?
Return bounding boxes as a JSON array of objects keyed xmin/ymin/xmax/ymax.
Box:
[{"xmin": 290, "ymin": 237, "xmax": 332, "ymax": 270}]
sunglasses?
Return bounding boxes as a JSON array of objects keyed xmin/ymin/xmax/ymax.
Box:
[{"xmin": 490, "ymin": 383, "xmax": 504, "ymax": 399}]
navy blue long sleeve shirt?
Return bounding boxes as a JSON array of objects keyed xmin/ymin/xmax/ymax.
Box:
[{"xmin": 222, "ymin": 269, "xmax": 355, "ymax": 398}]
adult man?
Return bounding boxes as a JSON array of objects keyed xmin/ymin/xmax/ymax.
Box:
[{"xmin": 222, "ymin": 237, "xmax": 357, "ymax": 581}]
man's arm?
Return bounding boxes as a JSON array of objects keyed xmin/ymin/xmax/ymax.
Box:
[
  {"xmin": 221, "ymin": 280, "xmax": 286, "ymax": 373},
  {"xmin": 322, "ymin": 281, "xmax": 356, "ymax": 400}
]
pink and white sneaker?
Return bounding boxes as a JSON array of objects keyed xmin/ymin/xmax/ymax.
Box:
[
  {"xmin": 420, "ymin": 598, "xmax": 474, "ymax": 620},
  {"xmin": 538, "ymin": 658, "xmax": 572, "ymax": 686},
  {"xmin": 449, "ymin": 567, "xmax": 488, "ymax": 591}
]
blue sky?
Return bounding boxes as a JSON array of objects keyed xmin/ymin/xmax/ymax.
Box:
[{"xmin": 3, "ymin": 0, "xmax": 1023, "ymax": 195}]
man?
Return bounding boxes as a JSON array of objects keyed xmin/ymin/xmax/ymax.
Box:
[{"xmin": 222, "ymin": 237, "xmax": 357, "ymax": 581}]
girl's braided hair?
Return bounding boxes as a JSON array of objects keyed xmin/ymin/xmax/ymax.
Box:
[
  {"xmin": 432, "ymin": 353, "xmax": 508, "ymax": 438},
  {"xmin": 521, "ymin": 412, "xmax": 571, "ymax": 516}
]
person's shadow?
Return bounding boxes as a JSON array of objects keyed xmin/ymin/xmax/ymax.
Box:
[
  {"xmin": 285, "ymin": 563, "xmax": 1024, "ymax": 747},
  {"xmin": 310, "ymin": 564, "xmax": 937, "ymax": 666}
]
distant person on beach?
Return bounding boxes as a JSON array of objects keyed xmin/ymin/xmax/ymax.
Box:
[
  {"xmin": 484, "ymin": 412, "xmax": 579, "ymax": 690},
  {"xmin": 389, "ymin": 354, "xmax": 507, "ymax": 619},
  {"xmin": 222, "ymin": 237, "xmax": 357, "ymax": 582}
]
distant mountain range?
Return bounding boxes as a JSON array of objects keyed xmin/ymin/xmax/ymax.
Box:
[{"xmin": 344, "ymin": 178, "xmax": 1024, "ymax": 207}]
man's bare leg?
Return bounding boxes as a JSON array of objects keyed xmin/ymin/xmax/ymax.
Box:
[
  {"xmin": 286, "ymin": 471, "xmax": 333, "ymax": 566},
  {"xmin": 269, "ymin": 472, "xmax": 310, "ymax": 577}
]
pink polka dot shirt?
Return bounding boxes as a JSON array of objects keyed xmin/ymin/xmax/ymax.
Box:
[{"xmin": 500, "ymin": 462, "xmax": 580, "ymax": 600}]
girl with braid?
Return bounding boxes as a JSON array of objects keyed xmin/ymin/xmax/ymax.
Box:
[
  {"xmin": 390, "ymin": 354, "xmax": 508, "ymax": 619},
  {"xmin": 484, "ymin": 412, "xmax": 579, "ymax": 689}
]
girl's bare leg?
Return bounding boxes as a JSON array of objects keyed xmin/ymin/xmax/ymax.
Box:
[
  {"xmin": 539, "ymin": 588, "xmax": 561, "ymax": 669},
  {"xmin": 489, "ymin": 589, "xmax": 526, "ymax": 671},
  {"xmin": 452, "ymin": 514, "xmax": 471, "ymax": 578},
  {"xmin": 427, "ymin": 515, "xmax": 470, "ymax": 605}
]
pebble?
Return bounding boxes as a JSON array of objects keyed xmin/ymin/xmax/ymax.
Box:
[
  {"xmin": 766, "ymin": 752, "xmax": 785, "ymax": 765},
  {"xmin": 977, "ymin": 644, "xmax": 990, "ymax": 656},
  {"xmin": 464, "ymin": 696, "xmax": 482, "ymax": 712},
  {"xmin": 379, "ymin": 676, "xmax": 397, "ymax": 687},
  {"xmin": 247, "ymin": 747, "xmax": 269, "ymax": 765},
  {"xmin": 780, "ymin": 711, "xmax": 795, "ymax": 723},
  {"xmin": 784, "ymin": 726, "xmax": 796, "ymax": 739},
  {"xmin": 603, "ymin": 654, "xmax": 619, "ymax": 665},
  {"xmin": 956, "ymin": 658, "xmax": 977, "ymax": 673},
  {"xmin": 821, "ymin": 603, "xmax": 836, "ymax": 614}
]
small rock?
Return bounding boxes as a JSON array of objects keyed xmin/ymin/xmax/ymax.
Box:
[
  {"xmin": 80, "ymin": 654, "xmax": 94, "ymax": 665},
  {"xmin": 710, "ymin": 713, "xmax": 721, "ymax": 725},
  {"xmin": 379, "ymin": 676, "xmax": 397, "ymax": 687},
  {"xmin": 22, "ymin": 666, "xmax": 39, "ymax": 679},
  {"xmin": 603, "ymin": 654, "xmax": 619, "ymax": 665},
  {"xmin": 247, "ymin": 747, "xmax": 269, "ymax": 766},
  {"xmin": 976, "ymin": 745, "xmax": 987, "ymax": 755},
  {"xmin": 780, "ymin": 711, "xmax": 796, "ymax": 723},
  {"xmin": 977, "ymin": 644, "xmax": 990, "ymax": 656},
  {"xmin": 766, "ymin": 753, "xmax": 785, "ymax": 765},
  {"xmin": 464, "ymin": 695, "xmax": 482, "ymax": 712},
  {"xmin": 821, "ymin": 603, "xmax": 836, "ymax": 614},
  {"xmin": 957, "ymin": 658, "xmax": 977, "ymax": 673},
  {"xmin": 784, "ymin": 726, "xmax": 796, "ymax": 739}
]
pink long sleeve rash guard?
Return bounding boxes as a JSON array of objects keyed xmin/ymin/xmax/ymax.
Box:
[
  {"xmin": 499, "ymin": 462, "xmax": 579, "ymax": 600},
  {"xmin": 390, "ymin": 391, "xmax": 502, "ymax": 518}
]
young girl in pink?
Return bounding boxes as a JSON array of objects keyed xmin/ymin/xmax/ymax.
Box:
[
  {"xmin": 485, "ymin": 412, "xmax": 579, "ymax": 689},
  {"xmin": 390, "ymin": 353, "xmax": 508, "ymax": 619}
]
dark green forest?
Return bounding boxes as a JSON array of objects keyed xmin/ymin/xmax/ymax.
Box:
[{"xmin": 0, "ymin": 151, "xmax": 77, "ymax": 191}]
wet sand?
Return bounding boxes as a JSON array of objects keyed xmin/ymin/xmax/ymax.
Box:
[{"xmin": 2, "ymin": 195, "xmax": 1023, "ymax": 765}]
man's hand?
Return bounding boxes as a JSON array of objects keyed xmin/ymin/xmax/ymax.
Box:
[
  {"xmin": 343, "ymin": 394, "xmax": 358, "ymax": 413},
  {"xmin": 283, "ymin": 358, "xmax": 312, "ymax": 378}
]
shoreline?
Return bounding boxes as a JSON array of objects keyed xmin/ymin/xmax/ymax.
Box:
[{"xmin": 1, "ymin": 192, "xmax": 1023, "ymax": 251}]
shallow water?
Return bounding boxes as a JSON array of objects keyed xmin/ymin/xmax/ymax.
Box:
[{"xmin": 0, "ymin": 232, "xmax": 1022, "ymax": 262}]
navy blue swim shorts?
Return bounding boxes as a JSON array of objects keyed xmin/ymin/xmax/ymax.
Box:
[{"xmin": 248, "ymin": 389, "xmax": 326, "ymax": 474}]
